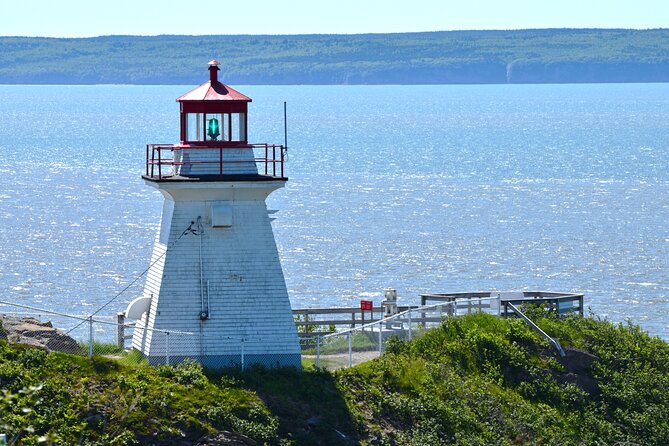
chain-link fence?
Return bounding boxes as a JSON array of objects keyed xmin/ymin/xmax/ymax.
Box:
[
  {"xmin": 128, "ymin": 325, "xmax": 300, "ymax": 369},
  {"xmin": 0, "ymin": 300, "xmax": 300, "ymax": 370},
  {"xmin": 0, "ymin": 300, "xmax": 134, "ymax": 357},
  {"xmin": 305, "ymin": 296, "xmax": 500, "ymax": 370},
  {"xmin": 0, "ymin": 296, "xmax": 501, "ymax": 371}
]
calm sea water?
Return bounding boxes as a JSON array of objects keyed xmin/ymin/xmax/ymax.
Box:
[{"xmin": 0, "ymin": 83, "xmax": 668, "ymax": 338}]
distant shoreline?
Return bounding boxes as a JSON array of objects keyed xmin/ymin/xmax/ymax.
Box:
[
  {"xmin": 1, "ymin": 29, "xmax": 668, "ymax": 85},
  {"xmin": 0, "ymin": 81, "xmax": 668, "ymax": 87}
]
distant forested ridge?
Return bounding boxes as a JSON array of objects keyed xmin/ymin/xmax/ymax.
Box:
[{"xmin": 1, "ymin": 29, "xmax": 668, "ymax": 85}]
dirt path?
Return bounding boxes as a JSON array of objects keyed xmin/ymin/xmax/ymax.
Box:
[{"xmin": 303, "ymin": 350, "xmax": 380, "ymax": 370}]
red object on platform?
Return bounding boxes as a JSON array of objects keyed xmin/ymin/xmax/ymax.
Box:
[{"xmin": 360, "ymin": 300, "xmax": 373, "ymax": 311}]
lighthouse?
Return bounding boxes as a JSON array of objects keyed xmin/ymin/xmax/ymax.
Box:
[{"xmin": 127, "ymin": 60, "xmax": 300, "ymax": 368}]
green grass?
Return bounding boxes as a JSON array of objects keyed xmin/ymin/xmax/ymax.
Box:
[
  {"xmin": 302, "ymin": 331, "xmax": 379, "ymax": 356},
  {"xmin": 78, "ymin": 341, "xmax": 126, "ymax": 356},
  {"xmin": 2, "ymin": 312, "xmax": 669, "ymax": 445}
]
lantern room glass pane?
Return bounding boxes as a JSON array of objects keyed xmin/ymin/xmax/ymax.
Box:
[
  {"xmin": 222, "ymin": 114, "xmax": 229, "ymax": 141},
  {"xmin": 233, "ymin": 113, "xmax": 246, "ymax": 141},
  {"xmin": 186, "ymin": 113, "xmax": 203, "ymax": 141}
]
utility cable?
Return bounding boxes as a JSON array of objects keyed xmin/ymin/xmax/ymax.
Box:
[{"xmin": 66, "ymin": 220, "xmax": 199, "ymax": 335}]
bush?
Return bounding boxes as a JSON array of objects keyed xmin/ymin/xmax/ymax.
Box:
[{"xmin": 2, "ymin": 313, "xmax": 669, "ymax": 445}]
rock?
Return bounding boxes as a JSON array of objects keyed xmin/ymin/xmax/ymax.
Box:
[
  {"xmin": 557, "ymin": 347, "xmax": 601, "ymax": 396},
  {"xmin": 194, "ymin": 431, "xmax": 257, "ymax": 446},
  {"xmin": 560, "ymin": 347, "xmax": 598, "ymax": 374},
  {"xmin": 0, "ymin": 315, "xmax": 81, "ymax": 354}
]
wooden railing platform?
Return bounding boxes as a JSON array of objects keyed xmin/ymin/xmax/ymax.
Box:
[
  {"xmin": 292, "ymin": 291, "xmax": 583, "ymax": 334},
  {"xmin": 291, "ymin": 300, "xmax": 492, "ymax": 333},
  {"xmin": 420, "ymin": 291, "xmax": 584, "ymax": 317}
]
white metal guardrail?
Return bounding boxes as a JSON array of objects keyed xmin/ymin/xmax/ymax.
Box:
[{"xmin": 310, "ymin": 297, "xmax": 500, "ymax": 370}]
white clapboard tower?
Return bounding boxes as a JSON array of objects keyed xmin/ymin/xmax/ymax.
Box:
[{"xmin": 127, "ymin": 60, "xmax": 300, "ymax": 368}]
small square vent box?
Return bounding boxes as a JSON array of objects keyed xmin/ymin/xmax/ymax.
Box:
[{"xmin": 211, "ymin": 203, "xmax": 232, "ymax": 227}]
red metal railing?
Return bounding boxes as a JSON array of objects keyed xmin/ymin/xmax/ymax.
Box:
[{"xmin": 145, "ymin": 143, "xmax": 286, "ymax": 180}]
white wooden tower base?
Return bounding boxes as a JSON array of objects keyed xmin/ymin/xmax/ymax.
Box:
[{"xmin": 131, "ymin": 179, "xmax": 301, "ymax": 368}]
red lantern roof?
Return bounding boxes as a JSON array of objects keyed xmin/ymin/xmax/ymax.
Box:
[
  {"xmin": 176, "ymin": 60, "xmax": 251, "ymax": 103},
  {"xmin": 176, "ymin": 82, "xmax": 252, "ymax": 102}
]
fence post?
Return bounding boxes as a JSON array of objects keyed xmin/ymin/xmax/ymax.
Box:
[
  {"xmin": 408, "ymin": 309, "xmax": 412, "ymax": 341},
  {"xmin": 316, "ymin": 335, "xmax": 321, "ymax": 369},
  {"xmin": 241, "ymin": 339, "xmax": 245, "ymax": 372},
  {"xmin": 378, "ymin": 323, "xmax": 382, "ymax": 355},
  {"xmin": 116, "ymin": 312, "xmax": 125, "ymax": 349},
  {"xmin": 165, "ymin": 331, "xmax": 170, "ymax": 366},
  {"xmin": 421, "ymin": 299, "xmax": 427, "ymax": 328},
  {"xmin": 348, "ymin": 332, "xmax": 352, "ymax": 368},
  {"xmin": 88, "ymin": 316, "xmax": 94, "ymax": 357}
]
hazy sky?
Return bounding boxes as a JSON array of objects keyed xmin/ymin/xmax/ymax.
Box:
[{"xmin": 1, "ymin": 0, "xmax": 666, "ymax": 37}]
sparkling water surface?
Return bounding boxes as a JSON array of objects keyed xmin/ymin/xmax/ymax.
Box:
[{"xmin": 0, "ymin": 83, "xmax": 668, "ymax": 338}]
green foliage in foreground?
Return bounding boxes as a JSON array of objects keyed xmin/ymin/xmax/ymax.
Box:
[
  {"xmin": 0, "ymin": 350, "xmax": 279, "ymax": 445},
  {"xmin": 340, "ymin": 312, "xmax": 669, "ymax": 445},
  {"xmin": 1, "ymin": 312, "xmax": 669, "ymax": 445}
]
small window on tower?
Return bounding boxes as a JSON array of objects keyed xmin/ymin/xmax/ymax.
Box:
[{"xmin": 211, "ymin": 203, "xmax": 232, "ymax": 227}]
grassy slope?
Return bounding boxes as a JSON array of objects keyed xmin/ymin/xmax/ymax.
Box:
[{"xmin": 1, "ymin": 311, "xmax": 669, "ymax": 445}]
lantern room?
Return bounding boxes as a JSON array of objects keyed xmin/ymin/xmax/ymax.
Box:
[
  {"xmin": 145, "ymin": 60, "xmax": 287, "ymax": 181},
  {"xmin": 177, "ymin": 60, "xmax": 251, "ymax": 146}
]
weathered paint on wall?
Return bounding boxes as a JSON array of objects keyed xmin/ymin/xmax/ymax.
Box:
[{"xmin": 132, "ymin": 172, "xmax": 301, "ymax": 368}]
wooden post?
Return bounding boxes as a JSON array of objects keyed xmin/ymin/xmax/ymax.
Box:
[
  {"xmin": 116, "ymin": 312, "xmax": 125, "ymax": 349},
  {"xmin": 421, "ymin": 298, "xmax": 427, "ymax": 328}
]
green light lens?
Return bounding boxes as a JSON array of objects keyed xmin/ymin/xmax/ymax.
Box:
[{"xmin": 207, "ymin": 118, "xmax": 220, "ymax": 140}]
